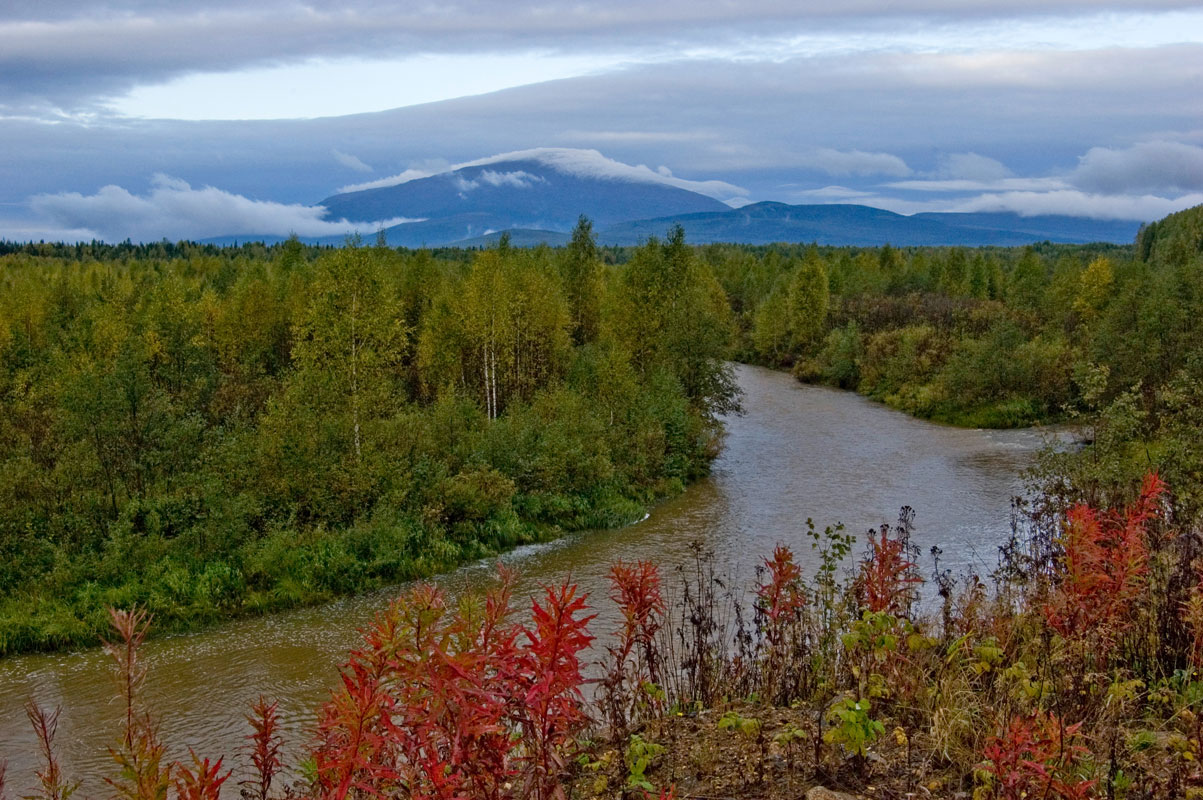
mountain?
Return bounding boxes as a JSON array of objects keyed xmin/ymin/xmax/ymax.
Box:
[
  {"xmin": 201, "ymin": 148, "xmax": 1146, "ymax": 247},
  {"xmin": 318, "ymin": 148, "xmax": 732, "ymax": 244},
  {"xmin": 591, "ymin": 202, "xmax": 1144, "ymax": 247},
  {"xmin": 910, "ymin": 212, "xmax": 1142, "ymax": 244}
]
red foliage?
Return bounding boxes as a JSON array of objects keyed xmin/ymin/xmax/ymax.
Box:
[
  {"xmin": 103, "ymin": 607, "xmax": 152, "ymax": 751},
  {"xmin": 601, "ymin": 561, "xmax": 665, "ymax": 731},
  {"xmin": 609, "ymin": 561, "xmax": 665, "ymax": 670},
  {"xmin": 979, "ymin": 712, "xmax": 1096, "ymax": 800},
  {"xmin": 756, "ymin": 545, "xmax": 807, "ymax": 639},
  {"xmin": 242, "ymin": 698, "xmax": 283, "ymax": 800},
  {"xmin": 1044, "ymin": 472, "xmax": 1166, "ymax": 641},
  {"xmin": 25, "ymin": 701, "xmax": 76, "ymax": 800},
  {"xmin": 753, "ymin": 545, "xmax": 811, "ymax": 702},
  {"xmin": 101, "ymin": 607, "xmax": 173, "ymax": 800},
  {"xmin": 174, "ymin": 753, "xmax": 230, "ymax": 800},
  {"xmin": 855, "ymin": 524, "xmax": 922, "ymax": 616},
  {"xmin": 312, "ymin": 567, "xmax": 594, "ymax": 800},
  {"xmin": 517, "ymin": 581, "xmax": 596, "ymax": 800}
]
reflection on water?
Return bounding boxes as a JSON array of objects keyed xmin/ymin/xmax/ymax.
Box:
[{"xmin": 0, "ymin": 365, "xmax": 1065, "ymax": 795}]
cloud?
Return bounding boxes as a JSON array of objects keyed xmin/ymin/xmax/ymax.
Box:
[
  {"xmin": 560, "ymin": 130, "xmax": 719, "ymax": 144},
  {"xmin": 451, "ymin": 170, "xmax": 544, "ymax": 192},
  {"xmin": 332, "ymin": 149, "xmax": 372, "ymax": 173},
  {"xmin": 29, "ymin": 174, "xmax": 421, "ymax": 242},
  {"xmin": 884, "ymin": 177, "xmax": 1067, "ymax": 192},
  {"xmin": 787, "ymin": 185, "xmax": 879, "ymax": 200},
  {"xmin": 951, "ymin": 189, "xmax": 1203, "ymax": 220},
  {"xmin": 794, "ymin": 148, "xmax": 912, "ymax": 178},
  {"xmin": 463, "ymin": 148, "xmax": 749, "ymax": 201},
  {"xmin": 1071, "ymin": 141, "xmax": 1203, "ymax": 194},
  {"xmin": 478, "ymin": 169, "xmax": 545, "ymax": 188},
  {"xmin": 934, "ymin": 152, "xmax": 1012, "ymax": 181},
  {"xmin": 339, "ymin": 168, "xmax": 438, "ymax": 194}
]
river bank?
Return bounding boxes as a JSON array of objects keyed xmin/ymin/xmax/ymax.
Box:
[{"xmin": 0, "ymin": 364, "xmax": 1057, "ymax": 797}]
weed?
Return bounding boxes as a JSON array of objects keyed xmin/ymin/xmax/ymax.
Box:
[
  {"xmin": 600, "ymin": 561, "xmax": 665, "ymax": 735},
  {"xmin": 717, "ymin": 710, "xmax": 761, "ymax": 737},
  {"xmin": 824, "ymin": 697, "xmax": 884, "ymax": 760},
  {"xmin": 976, "ymin": 711, "xmax": 1095, "ymax": 800},
  {"xmin": 853, "ymin": 508, "xmax": 922, "ymax": 619},
  {"xmin": 623, "ymin": 734, "xmax": 664, "ymax": 793},
  {"xmin": 242, "ymin": 697, "xmax": 283, "ymax": 800},
  {"xmin": 24, "ymin": 702, "xmax": 77, "ymax": 800},
  {"xmin": 102, "ymin": 607, "xmax": 173, "ymax": 800},
  {"xmin": 173, "ymin": 753, "xmax": 229, "ymax": 800}
]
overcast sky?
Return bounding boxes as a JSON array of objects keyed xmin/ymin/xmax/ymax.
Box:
[{"xmin": 2, "ymin": 0, "xmax": 1201, "ymax": 241}]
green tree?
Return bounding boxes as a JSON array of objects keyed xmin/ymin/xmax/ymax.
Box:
[
  {"xmin": 558, "ymin": 216, "xmax": 603, "ymax": 346},
  {"xmin": 1007, "ymin": 247, "xmax": 1046, "ymax": 312},
  {"xmin": 607, "ymin": 225, "xmax": 739, "ymax": 417},
  {"xmin": 419, "ymin": 247, "xmax": 570, "ymax": 418},
  {"xmin": 787, "ymin": 248, "xmax": 830, "ymax": 350}
]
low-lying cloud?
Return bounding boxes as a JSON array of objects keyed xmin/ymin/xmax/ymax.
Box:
[
  {"xmin": 1071, "ymin": 141, "xmax": 1203, "ymax": 195},
  {"xmin": 332, "ymin": 149, "xmax": 373, "ymax": 173},
  {"xmin": 934, "ymin": 152, "xmax": 1012, "ymax": 181},
  {"xmin": 30, "ymin": 174, "xmax": 421, "ymax": 242},
  {"xmin": 951, "ymin": 189, "xmax": 1203, "ymax": 220},
  {"xmin": 454, "ymin": 169, "xmax": 546, "ymax": 192}
]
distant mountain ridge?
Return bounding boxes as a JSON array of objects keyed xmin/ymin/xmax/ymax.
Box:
[
  {"xmin": 204, "ymin": 148, "xmax": 1146, "ymax": 247},
  {"xmin": 591, "ymin": 202, "xmax": 1143, "ymax": 247},
  {"xmin": 319, "ymin": 148, "xmax": 732, "ymax": 235}
]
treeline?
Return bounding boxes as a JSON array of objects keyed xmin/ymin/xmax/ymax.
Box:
[
  {"xmin": 0, "ymin": 222, "xmax": 737, "ymax": 654},
  {"xmin": 703, "ymin": 229, "xmax": 1198, "ymax": 429}
]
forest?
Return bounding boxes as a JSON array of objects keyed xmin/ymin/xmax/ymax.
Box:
[
  {"xmin": 0, "ymin": 223, "xmax": 737, "ymax": 654},
  {"xmin": 3, "ymin": 205, "xmax": 1203, "ymax": 797},
  {"xmin": 4, "ymin": 206, "xmax": 1203, "ymax": 655}
]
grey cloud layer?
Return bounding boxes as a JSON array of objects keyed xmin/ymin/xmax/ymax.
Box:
[
  {"xmin": 2, "ymin": 0, "xmax": 1199, "ymax": 111},
  {"xmin": 2, "ymin": 37, "xmax": 1202, "ymax": 237},
  {"xmin": 1074, "ymin": 142, "xmax": 1203, "ymax": 194}
]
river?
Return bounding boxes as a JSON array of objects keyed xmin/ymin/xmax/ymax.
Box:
[{"xmin": 0, "ymin": 365, "xmax": 1061, "ymax": 796}]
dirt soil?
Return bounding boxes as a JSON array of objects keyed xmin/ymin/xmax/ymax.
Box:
[{"xmin": 571, "ymin": 701, "xmax": 964, "ymax": 800}]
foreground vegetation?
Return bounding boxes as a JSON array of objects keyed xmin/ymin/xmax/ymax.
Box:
[
  {"xmin": 0, "ymin": 224, "xmax": 736, "ymax": 654},
  {"xmin": 6, "ymin": 468, "xmax": 1203, "ymax": 799}
]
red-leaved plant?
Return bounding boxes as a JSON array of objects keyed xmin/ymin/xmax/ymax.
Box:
[
  {"xmin": 312, "ymin": 567, "xmax": 593, "ymax": 800},
  {"xmin": 854, "ymin": 511, "xmax": 923, "ymax": 618},
  {"xmin": 1044, "ymin": 472, "xmax": 1166, "ymax": 644},
  {"xmin": 599, "ymin": 560, "xmax": 665, "ymax": 733},
  {"xmin": 173, "ymin": 753, "xmax": 229, "ymax": 800},
  {"xmin": 25, "ymin": 701, "xmax": 77, "ymax": 800},
  {"xmin": 978, "ymin": 711, "xmax": 1095, "ymax": 800},
  {"xmin": 103, "ymin": 607, "xmax": 174, "ymax": 800},
  {"xmin": 754, "ymin": 545, "xmax": 808, "ymax": 703},
  {"xmin": 242, "ymin": 698, "xmax": 283, "ymax": 800}
]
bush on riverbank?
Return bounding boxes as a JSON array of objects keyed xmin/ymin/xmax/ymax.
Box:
[{"xmin": 8, "ymin": 470, "xmax": 1203, "ymax": 799}]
